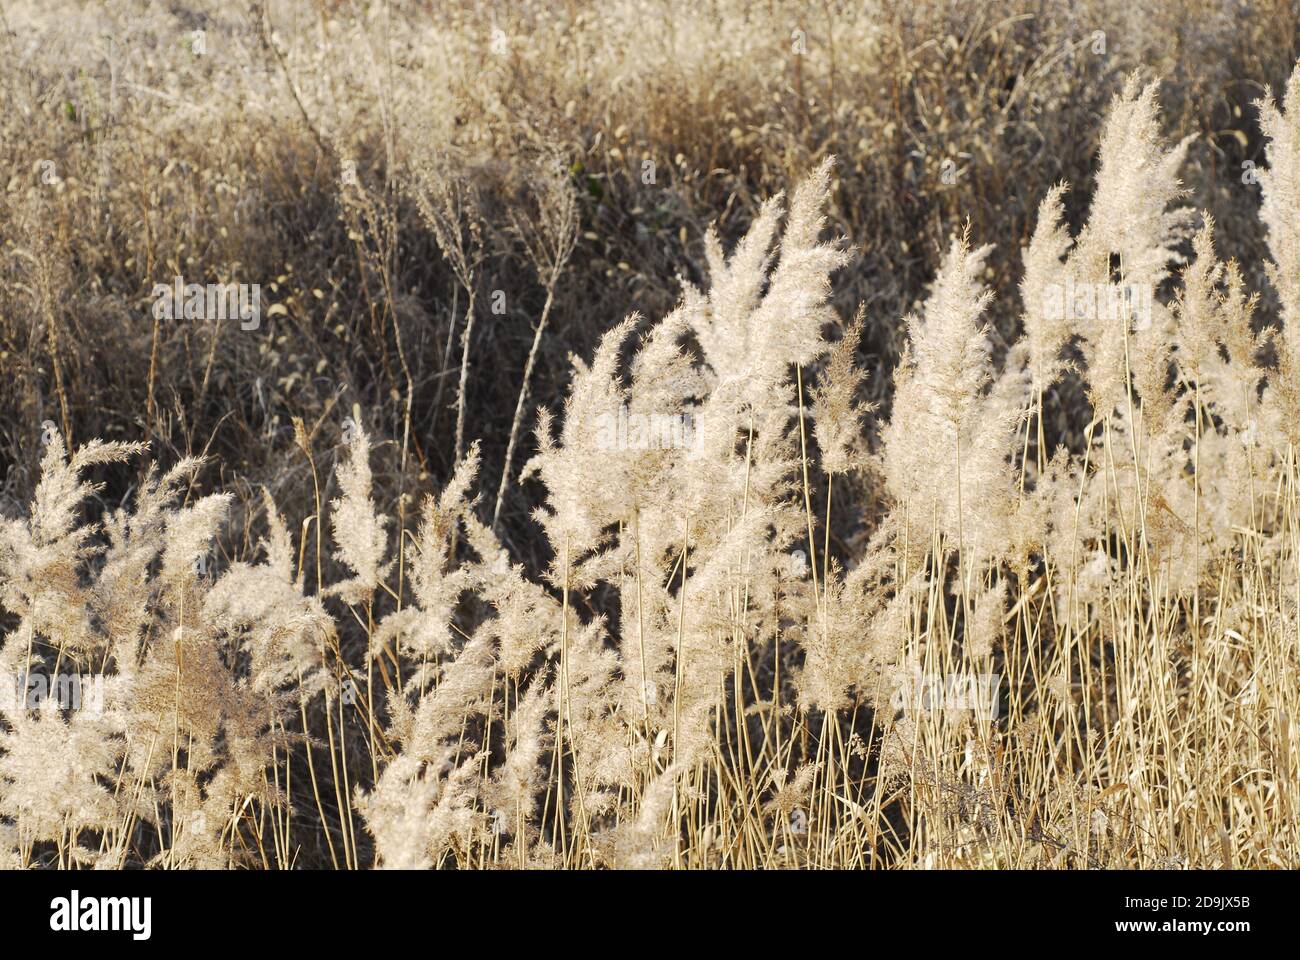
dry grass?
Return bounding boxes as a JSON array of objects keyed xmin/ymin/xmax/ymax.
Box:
[{"xmin": 1, "ymin": 0, "xmax": 1300, "ymax": 870}]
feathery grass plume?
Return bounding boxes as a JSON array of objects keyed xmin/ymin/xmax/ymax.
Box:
[
  {"xmin": 627, "ymin": 294, "xmax": 710, "ymax": 415},
  {"xmin": 372, "ymin": 443, "xmax": 480, "ymax": 671},
  {"xmin": 754, "ymin": 157, "xmax": 851, "ymax": 373},
  {"xmin": 461, "ymin": 514, "xmax": 564, "ymax": 679},
  {"xmin": 611, "ymin": 762, "xmax": 682, "ymax": 869},
  {"xmin": 124, "ymin": 618, "xmax": 229, "ymax": 781},
  {"xmin": 0, "ymin": 430, "xmax": 145, "ymax": 663},
  {"xmin": 1003, "ymin": 446, "xmax": 1081, "ymax": 577},
  {"xmin": 1256, "ymin": 62, "xmax": 1300, "ymax": 446},
  {"xmin": 482, "ymin": 672, "xmax": 553, "ymax": 848},
  {"xmin": 1128, "ymin": 298, "xmax": 1180, "ymax": 428},
  {"xmin": 881, "ymin": 230, "xmax": 1015, "ymax": 564},
  {"xmin": 967, "ymin": 579, "xmax": 1008, "ymax": 661},
  {"xmin": 27, "ymin": 433, "xmax": 145, "ymax": 545},
  {"xmin": 810, "ymin": 304, "xmax": 873, "ymax": 475},
  {"xmin": 855, "ymin": 566, "xmax": 932, "ymax": 706},
  {"xmin": 795, "ymin": 559, "xmax": 872, "ymax": 712},
  {"xmin": 259, "ymin": 486, "xmax": 297, "ymax": 584},
  {"xmin": 892, "ymin": 231, "xmax": 994, "ymax": 441},
  {"xmin": 1063, "ymin": 218, "xmax": 1267, "ymax": 591},
  {"xmin": 1082, "ymin": 76, "xmax": 1197, "ymax": 290},
  {"xmin": 968, "ymin": 338, "xmax": 1035, "ymax": 521},
  {"xmin": 0, "ymin": 673, "xmax": 108, "ymax": 825},
  {"xmin": 1072, "ymin": 75, "xmax": 1195, "ymax": 418},
  {"xmin": 522, "ymin": 316, "xmax": 638, "ymax": 570},
  {"xmin": 327, "ymin": 417, "xmax": 392, "ymax": 604},
  {"xmin": 1175, "ymin": 220, "xmax": 1231, "ymax": 384},
  {"xmin": 400, "ymin": 626, "xmax": 498, "ymax": 764},
  {"xmin": 0, "ymin": 826, "xmax": 21, "ymax": 870},
  {"xmin": 159, "ymin": 492, "xmax": 232, "ymax": 586},
  {"xmin": 1174, "ymin": 219, "xmax": 1265, "ymax": 437},
  {"xmin": 202, "ymin": 497, "xmax": 331, "ymax": 700},
  {"xmin": 0, "ymin": 430, "xmax": 316, "ymax": 868},
  {"xmin": 694, "ymin": 157, "xmax": 849, "ymax": 415},
  {"xmin": 91, "ymin": 458, "xmax": 205, "ymax": 670},
  {"xmin": 0, "ymin": 699, "xmax": 125, "ymax": 852},
  {"xmin": 696, "ymin": 194, "xmax": 783, "ymax": 386},
  {"xmin": 620, "ymin": 297, "xmax": 713, "ymax": 499},
  {"xmin": 663, "ymin": 506, "xmax": 778, "ymax": 764},
  {"xmin": 1020, "ymin": 183, "xmax": 1076, "ymax": 393},
  {"xmin": 357, "ymin": 756, "xmax": 439, "ymax": 869},
  {"xmin": 554, "ymin": 614, "xmax": 630, "ymax": 792},
  {"xmin": 1257, "ymin": 62, "xmax": 1300, "ymax": 347},
  {"xmin": 402, "ymin": 748, "xmax": 488, "ymax": 867},
  {"xmin": 764, "ymin": 762, "xmax": 818, "ymax": 825},
  {"xmin": 153, "ymin": 768, "xmax": 232, "ymax": 869},
  {"xmin": 501, "ymin": 157, "xmax": 858, "ymax": 845}
]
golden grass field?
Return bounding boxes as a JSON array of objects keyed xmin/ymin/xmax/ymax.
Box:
[{"xmin": 2, "ymin": 0, "xmax": 1300, "ymax": 869}]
